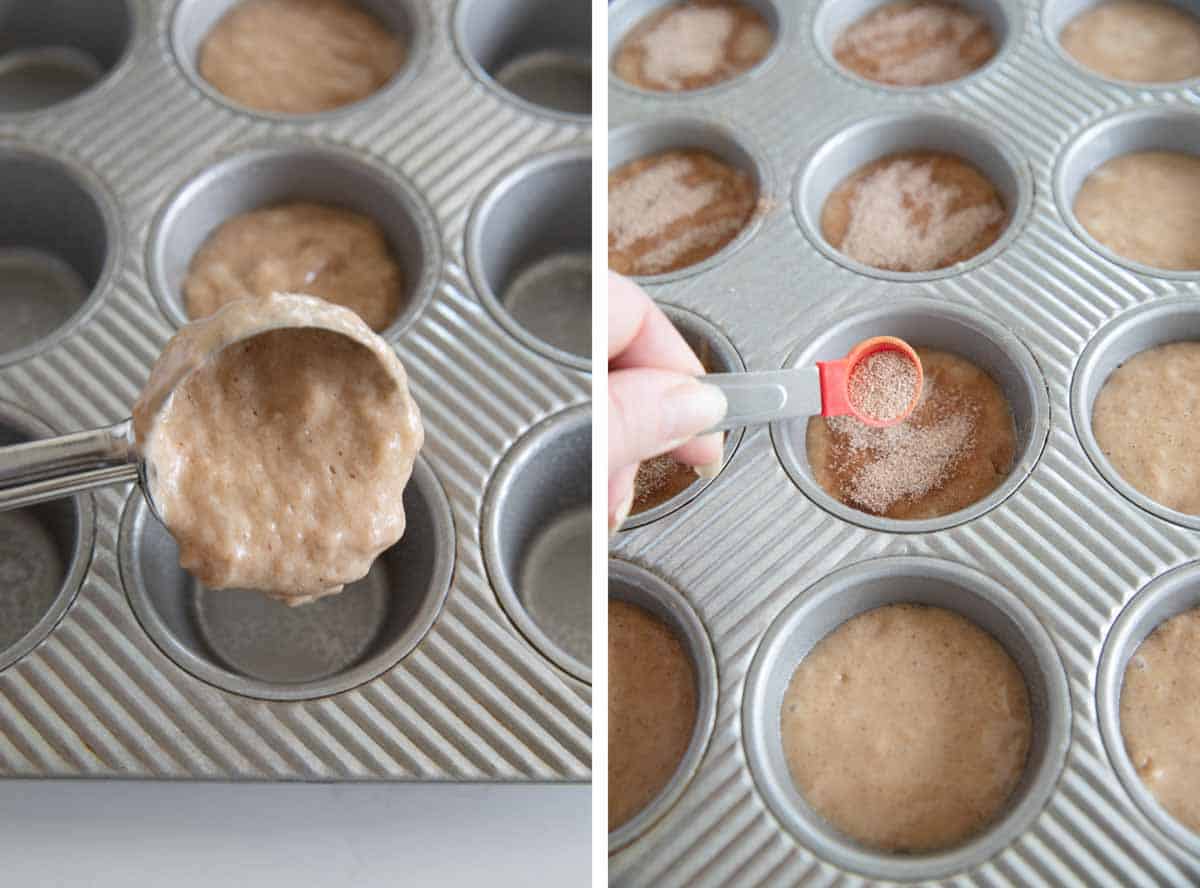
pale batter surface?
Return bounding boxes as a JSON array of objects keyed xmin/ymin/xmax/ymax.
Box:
[
  {"xmin": 609, "ymin": 599, "xmax": 698, "ymax": 832},
  {"xmin": 1121, "ymin": 607, "xmax": 1200, "ymax": 833},
  {"xmin": 133, "ymin": 294, "xmax": 423, "ymax": 605},
  {"xmin": 609, "ymin": 149, "xmax": 758, "ymax": 276},
  {"xmin": 782, "ymin": 603, "xmax": 1032, "ymax": 852},
  {"xmin": 1093, "ymin": 342, "xmax": 1200, "ymax": 514},
  {"xmin": 821, "ymin": 151, "xmax": 1007, "ymax": 272},
  {"xmin": 834, "ymin": 0, "xmax": 997, "ymax": 87},
  {"xmin": 613, "ymin": 0, "xmax": 774, "ymax": 92},
  {"xmin": 198, "ymin": 0, "xmax": 406, "ymax": 114},
  {"xmin": 1073, "ymin": 151, "xmax": 1200, "ymax": 271},
  {"xmin": 185, "ymin": 202, "xmax": 405, "ymax": 333},
  {"xmin": 807, "ymin": 348, "xmax": 1015, "ymax": 519},
  {"xmin": 1061, "ymin": 1, "xmax": 1200, "ymax": 83}
]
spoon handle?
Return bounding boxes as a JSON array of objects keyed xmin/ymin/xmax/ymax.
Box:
[
  {"xmin": 0, "ymin": 419, "xmax": 138, "ymax": 511},
  {"xmin": 703, "ymin": 367, "xmax": 823, "ymax": 432}
]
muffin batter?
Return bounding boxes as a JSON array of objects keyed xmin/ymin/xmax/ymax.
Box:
[
  {"xmin": 1121, "ymin": 606, "xmax": 1200, "ymax": 833},
  {"xmin": 184, "ymin": 202, "xmax": 405, "ymax": 333},
  {"xmin": 133, "ymin": 293, "xmax": 423, "ymax": 605},
  {"xmin": 1061, "ymin": 1, "xmax": 1200, "ymax": 83},
  {"xmin": 198, "ymin": 0, "xmax": 406, "ymax": 114},
  {"xmin": 821, "ymin": 151, "xmax": 1007, "ymax": 272},
  {"xmin": 782, "ymin": 603, "xmax": 1032, "ymax": 852},
  {"xmin": 1093, "ymin": 342, "xmax": 1200, "ymax": 514},
  {"xmin": 834, "ymin": 0, "xmax": 997, "ymax": 87},
  {"xmin": 807, "ymin": 348, "xmax": 1015, "ymax": 519},
  {"xmin": 609, "ymin": 149, "xmax": 758, "ymax": 276},
  {"xmin": 1073, "ymin": 151, "xmax": 1200, "ymax": 271},
  {"xmin": 609, "ymin": 599, "xmax": 698, "ymax": 831},
  {"xmin": 613, "ymin": 0, "xmax": 774, "ymax": 92}
]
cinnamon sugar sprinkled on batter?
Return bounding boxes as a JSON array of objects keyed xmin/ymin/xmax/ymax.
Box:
[
  {"xmin": 633, "ymin": 455, "xmax": 698, "ymax": 513},
  {"xmin": 822, "ymin": 152, "xmax": 1006, "ymax": 272},
  {"xmin": 848, "ymin": 350, "xmax": 919, "ymax": 421},
  {"xmin": 613, "ymin": 1, "xmax": 773, "ymax": 93},
  {"xmin": 834, "ymin": 0, "xmax": 996, "ymax": 87}
]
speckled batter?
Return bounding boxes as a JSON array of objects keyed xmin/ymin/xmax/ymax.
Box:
[{"xmin": 1061, "ymin": 1, "xmax": 1200, "ymax": 83}]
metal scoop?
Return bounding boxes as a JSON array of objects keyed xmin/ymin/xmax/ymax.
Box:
[{"xmin": 704, "ymin": 336, "xmax": 923, "ymax": 432}]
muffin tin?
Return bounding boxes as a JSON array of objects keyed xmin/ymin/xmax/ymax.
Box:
[
  {"xmin": 610, "ymin": 0, "xmax": 1200, "ymax": 882},
  {"xmin": 0, "ymin": 0, "xmax": 590, "ymax": 781}
]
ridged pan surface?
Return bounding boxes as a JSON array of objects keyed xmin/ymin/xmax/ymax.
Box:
[
  {"xmin": 0, "ymin": 0, "xmax": 591, "ymax": 781},
  {"xmin": 610, "ymin": 0, "xmax": 1200, "ymax": 882}
]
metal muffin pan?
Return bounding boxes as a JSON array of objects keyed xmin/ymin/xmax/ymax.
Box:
[
  {"xmin": 0, "ymin": 0, "xmax": 589, "ymax": 782},
  {"xmin": 611, "ymin": 0, "xmax": 1200, "ymax": 882},
  {"xmin": 608, "ymin": 558, "xmax": 719, "ymax": 855}
]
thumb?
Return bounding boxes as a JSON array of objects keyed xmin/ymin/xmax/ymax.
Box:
[{"xmin": 608, "ymin": 367, "xmax": 727, "ymax": 474}]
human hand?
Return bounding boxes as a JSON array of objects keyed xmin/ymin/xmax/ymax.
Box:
[{"xmin": 608, "ymin": 272, "xmax": 727, "ymax": 531}]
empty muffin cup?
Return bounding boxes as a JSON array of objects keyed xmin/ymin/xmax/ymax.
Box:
[
  {"xmin": 813, "ymin": 0, "xmax": 1018, "ymax": 90},
  {"xmin": 609, "ymin": 118, "xmax": 769, "ymax": 283},
  {"xmin": 119, "ymin": 456, "xmax": 453, "ymax": 701},
  {"xmin": 454, "ymin": 0, "xmax": 591, "ymax": 120},
  {"xmin": 793, "ymin": 111, "xmax": 1032, "ymax": 281},
  {"xmin": 607, "ymin": 0, "xmax": 783, "ymax": 97},
  {"xmin": 466, "ymin": 147, "xmax": 591, "ymax": 372},
  {"xmin": 622, "ymin": 304, "xmax": 746, "ymax": 529},
  {"xmin": 0, "ymin": 402, "xmax": 94, "ymax": 672},
  {"xmin": 743, "ymin": 555, "xmax": 1070, "ymax": 881},
  {"xmin": 1097, "ymin": 562, "xmax": 1200, "ymax": 858},
  {"xmin": 1055, "ymin": 108, "xmax": 1200, "ymax": 278},
  {"xmin": 772, "ymin": 297, "xmax": 1049, "ymax": 533},
  {"xmin": 608, "ymin": 559, "xmax": 718, "ymax": 854},
  {"xmin": 482, "ymin": 404, "xmax": 591, "ymax": 684},
  {"xmin": 1071, "ymin": 297, "xmax": 1200, "ymax": 528},
  {"xmin": 0, "ymin": 0, "xmax": 134, "ymax": 112},
  {"xmin": 0, "ymin": 145, "xmax": 117, "ymax": 365},
  {"xmin": 171, "ymin": 0, "xmax": 427, "ymax": 120},
  {"xmin": 146, "ymin": 142, "xmax": 441, "ymax": 340}
]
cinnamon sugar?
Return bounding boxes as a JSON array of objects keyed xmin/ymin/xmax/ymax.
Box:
[
  {"xmin": 609, "ymin": 149, "xmax": 758, "ymax": 276},
  {"xmin": 834, "ymin": 0, "xmax": 996, "ymax": 87},
  {"xmin": 632, "ymin": 455, "xmax": 699, "ymax": 513},
  {"xmin": 821, "ymin": 151, "xmax": 1007, "ymax": 272},
  {"xmin": 848, "ymin": 350, "xmax": 919, "ymax": 422},
  {"xmin": 613, "ymin": 1, "xmax": 774, "ymax": 93}
]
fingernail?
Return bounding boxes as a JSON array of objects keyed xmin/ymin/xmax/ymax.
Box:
[
  {"xmin": 609, "ymin": 491, "xmax": 633, "ymax": 537},
  {"xmin": 663, "ymin": 380, "xmax": 727, "ymax": 438},
  {"xmin": 696, "ymin": 456, "xmax": 722, "ymax": 480}
]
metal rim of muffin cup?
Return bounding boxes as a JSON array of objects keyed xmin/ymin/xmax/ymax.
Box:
[
  {"xmin": 0, "ymin": 0, "xmax": 140, "ymax": 118},
  {"xmin": 118, "ymin": 455, "xmax": 455, "ymax": 702},
  {"xmin": 1096, "ymin": 562, "xmax": 1200, "ymax": 859},
  {"xmin": 482, "ymin": 403, "xmax": 592, "ymax": 685},
  {"xmin": 771, "ymin": 296, "xmax": 1051, "ymax": 534},
  {"xmin": 608, "ymin": 559, "xmax": 719, "ymax": 856},
  {"xmin": 452, "ymin": 0, "xmax": 592, "ymax": 124},
  {"xmin": 1041, "ymin": 0, "xmax": 1200, "ymax": 91},
  {"xmin": 606, "ymin": 0, "xmax": 786, "ymax": 101},
  {"xmin": 1070, "ymin": 297, "xmax": 1200, "ymax": 530},
  {"xmin": 145, "ymin": 140, "xmax": 443, "ymax": 343},
  {"xmin": 812, "ymin": 0, "xmax": 1023, "ymax": 94},
  {"xmin": 1054, "ymin": 108, "xmax": 1200, "ymax": 281},
  {"xmin": 608, "ymin": 116, "xmax": 773, "ymax": 285},
  {"xmin": 0, "ymin": 142, "xmax": 123, "ymax": 368},
  {"xmin": 792, "ymin": 111, "xmax": 1035, "ymax": 283},
  {"xmin": 0, "ymin": 401, "xmax": 95, "ymax": 673},
  {"xmin": 742, "ymin": 556, "xmax": 1072, "ymax": 882},
  {"xmin": 169, "ymin": 0, "xmax": 434, "ymax": 123},
  {"xmin": 466, "ymin": 145, "xmax": 593, "ymax": 373},
  {"xmin": 619, "ymin": 303, "xmax": 747, "ymax": 530}
]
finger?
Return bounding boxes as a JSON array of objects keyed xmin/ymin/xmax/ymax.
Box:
[
  {"xmin": 608, "ymin": 367, "xmax": 727, "ymax": 473},
  {"xmin": 608, "ymin": 463, "xmax": 637, "ymax": 532},
  {"xmin": 608, "ymin": 272, "xmax": 705, "ymax": 374},
  {"xmin": 670, "ymin": 431, "xmax": 724, "ymax": 469}
]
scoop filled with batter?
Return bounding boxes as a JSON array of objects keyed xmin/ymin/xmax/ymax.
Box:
[
  {"xmin": 197, "ymin": 0, "xmax": 407, "ymax": 114},
  {"xmin": 613, "ymin": 0, "xmax": 774, "ymax": 92},
  {"xmin": 132, "ymin": 292, "xmax": 424, "ymax": 605}
]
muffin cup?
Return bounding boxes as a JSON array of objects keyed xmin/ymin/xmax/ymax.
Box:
[{"xmin": 742, "ymin": 555, "xmax": 1071, "ymax": 881}]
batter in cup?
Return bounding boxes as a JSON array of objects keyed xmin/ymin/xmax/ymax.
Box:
[
  {"xmin": 1060, "ymin": 1, "xmax": 1200, "ymax": 83},
  {"xmin": 133, "ymin": 293, "xmax": 423, "ymax": 605},
  {"xmin": 198, "ymin": 0, "xmax": 406, "ymax": 115}
]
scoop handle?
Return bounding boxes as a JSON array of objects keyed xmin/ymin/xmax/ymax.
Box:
[
  {"xmin": 703, "ymin": 366, "xmax": 822, "ymax": 432},
  {"xmin": 0, "ymin": 419, "xmax": 138, "ymax": 511}
]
